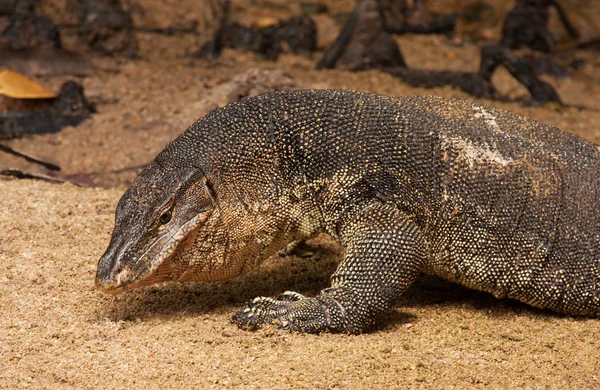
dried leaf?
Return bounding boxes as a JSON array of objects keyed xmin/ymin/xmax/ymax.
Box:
[
  {"xmin": 252, "ymin": 17, "xmax": 278, "ymax": 29},
  {"xmin": 0, "ymin": 69, "xmax": 57, "ymax": 99}
]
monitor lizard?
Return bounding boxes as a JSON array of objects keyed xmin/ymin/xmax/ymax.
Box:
[{"xmin": 95, "ymin": 89, "xmax": 600, "ymax": 333}]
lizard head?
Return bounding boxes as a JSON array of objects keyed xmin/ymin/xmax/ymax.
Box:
[
  {"xmin": 95, "ymin": 160, "xmax": 220, "ymax": 294},
  {"xmin": 95, "ymin": 156, "xmax": 288, "ymax": 295}
]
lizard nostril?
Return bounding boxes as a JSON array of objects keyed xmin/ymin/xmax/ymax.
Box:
[
  {"xmin": 111, "ymin": 264, "xmax": 130, "ymax": 286},
  {"xmin": 114, "ymin": 264, "xmax": 129, "ymax": 281}
]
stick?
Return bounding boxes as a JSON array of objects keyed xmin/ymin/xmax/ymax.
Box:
[{"xmin": 0, "ymin": 143, "xmax": 61, "ymax": 171}]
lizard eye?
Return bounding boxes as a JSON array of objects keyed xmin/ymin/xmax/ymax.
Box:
[{"xmin": 159, "ymin": 210, "xmax": 172, "ymax": 225}]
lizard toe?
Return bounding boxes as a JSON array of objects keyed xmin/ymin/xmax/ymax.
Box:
[
  {"xmin": 232, "ymin": 295, "xmax": 295, "ymax": 330},
  {"xmin": 232, "ymin": 292, "xmax": 340, "ymax": 333}
]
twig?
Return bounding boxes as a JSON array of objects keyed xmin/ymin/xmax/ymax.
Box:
[
  {"xmin": 1, "ymin": 168, "xmax": 67, "ymax": 184},
  {"xmin": 0, "ymin": 143, "xmax": 61, "ymax": 171}
]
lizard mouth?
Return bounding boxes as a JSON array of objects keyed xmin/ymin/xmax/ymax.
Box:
[
  {"xmin": 96, "ymin": 261, "xmax": 176, "ymax": 295},
  {"xmin": 95, "ymin": 212, "xmax": 210, "ymax": 294}
]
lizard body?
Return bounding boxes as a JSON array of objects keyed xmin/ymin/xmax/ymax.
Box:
[{"xmin": 96, "ymin": 90, "xmax": 600, "ymax": 333}]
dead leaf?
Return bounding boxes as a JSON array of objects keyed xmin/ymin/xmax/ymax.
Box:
[
  {"xmin": 0, "ymin": 70, "xmax": 57, "ymax": 99},
  {"xmin": 252, "ymin": 17, "xmax": 278, "ymax": 29}
]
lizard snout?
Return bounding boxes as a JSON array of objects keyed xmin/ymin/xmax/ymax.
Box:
[
  {"xmin": 95, "ymin": 240, "xmax": 132, "ymax": 294},
  {"xmin": 94, "ymin": 261, "xmax": 131, "ymax": 294}
]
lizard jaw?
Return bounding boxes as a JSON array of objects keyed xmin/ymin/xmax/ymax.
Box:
[{"xmin": 95, "ymin": 212, "xmax": 209, "ymax": 294}]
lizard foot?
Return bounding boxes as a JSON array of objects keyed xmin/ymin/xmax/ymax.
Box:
[{"xmin": 232, "ymin": 290, "xmax": 353, "ymax": 334}]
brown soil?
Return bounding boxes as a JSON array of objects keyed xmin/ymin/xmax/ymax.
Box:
[{"xmin": 2, "ymin": 0, "xmax": 600, "ymax": 388}]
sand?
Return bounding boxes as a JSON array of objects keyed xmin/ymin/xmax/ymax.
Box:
[{"xmin": 1, "ymin": 0, "xmax": 600, "ymax": 388}]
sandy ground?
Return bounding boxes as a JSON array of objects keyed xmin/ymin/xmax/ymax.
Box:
[{"xmin": 2, "ymin": 0, "xmax": 600, "ymax": 388}]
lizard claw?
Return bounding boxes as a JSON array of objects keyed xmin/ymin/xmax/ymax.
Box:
[
  {"xmin": 232, "ymin": 291, "xmax": 337, "ymax": 333},
  {"xmin": 231, "ymin": 289, "xmax": 360, "ymax": 333},
  {"xmin": 232, "ymin": 294, "xmax": 301, "ymax": 330},
  {"xmin": 277, "ymin": 291, "xmax": 305, "ymax": 302}
]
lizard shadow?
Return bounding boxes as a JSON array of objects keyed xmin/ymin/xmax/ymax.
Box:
[
  {"xmin": 95, "ymin": 239, "xmax": 567, "ymax": 325},
  {"xmin": 95, "ymin": 239, "xmax": 344, "ymax": 322},
  {"xmin": 401, "ymin": 275, "xmax": 568, "ymax": 320},
  {"xmin": 369, "ymin": 275, "xmax": 567, "ymax": 333}
]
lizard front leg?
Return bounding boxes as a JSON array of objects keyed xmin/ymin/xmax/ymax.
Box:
[{"xmin": 232, "ymin": 203, "xmax": 427, "ymax": 334}]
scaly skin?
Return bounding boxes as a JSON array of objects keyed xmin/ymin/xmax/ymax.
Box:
[{"xmin": 96, "ymin": 90, "xmax": 600, "ymax": 333}]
